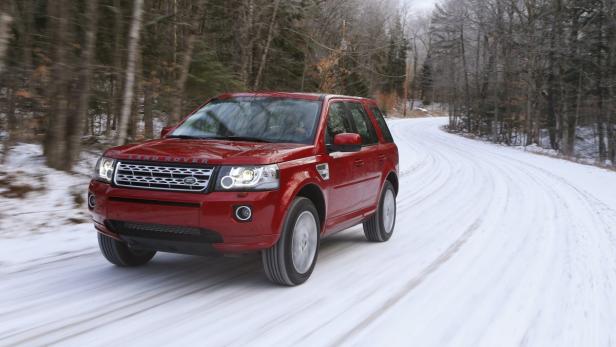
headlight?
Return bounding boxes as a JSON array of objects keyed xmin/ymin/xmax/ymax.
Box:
[
  {"xmin": 94, "ymin": 157, "xmax": 116, "ymax": 183},
  {"xmin": 216, "ymin": 165, "xmax": 279, "ymax": 191}
]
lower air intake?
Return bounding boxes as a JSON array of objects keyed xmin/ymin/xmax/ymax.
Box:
[{"xmin": 107, "ymin": 220, "xmax": 223, "ymax": 243}]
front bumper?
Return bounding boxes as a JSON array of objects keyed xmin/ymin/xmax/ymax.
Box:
[{"xmin": 89, "ymin": 180, "xmax": 285, "ymax": 254}]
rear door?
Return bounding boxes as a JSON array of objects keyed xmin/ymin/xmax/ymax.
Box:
[
  {"xmin": 367, "ymin": 104, "xmax": 398, "ymax": 201},
  {"xmin": 344, "ymin": 101, "xmax": 382, "ymax": 210},
  {"xmin": 369, "ymin": 105, "xmax": 395, "ymax": 144}
]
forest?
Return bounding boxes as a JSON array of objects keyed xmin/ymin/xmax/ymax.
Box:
[
  {"xmin": 1, "ymin": 0, "xmax": 615, "ymax": 170},
  {"xmin": 0, "ymin": 0, "xmax": 411, "ymax": 171},
  {"xmin": 429, "ymin": 0, "xmax": 616, "ymax": 165}
]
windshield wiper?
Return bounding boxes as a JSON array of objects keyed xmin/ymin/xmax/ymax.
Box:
[
  {"xmin": 168, "ymin": 134, "xmax": 272, "ymax": 143},
  {"xmin": 212, "ymin": 136, "xmax": 272, "ymax": 143},
  {"xmin": 167, "ymin": 135, "xmax": 205, "ymax": 139}
]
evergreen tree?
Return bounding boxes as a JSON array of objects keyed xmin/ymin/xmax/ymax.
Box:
[
  {"xmin": 382, "ymin": 15, "xmax": 408, "ymax": 97},
  {"xmin": 420, "ymin": 56, "xmax": 433, "ymax": 105}
]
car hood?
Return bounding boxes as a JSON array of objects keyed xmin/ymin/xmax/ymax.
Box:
[{"xmin": 104, "ymin": 138, "xmax": 315, "ymax": 165}]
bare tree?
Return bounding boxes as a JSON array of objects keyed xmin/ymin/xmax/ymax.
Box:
[
  {"xmin": 253, "ymin": 0, "xmax": 281, "ymax": 90},
  {"xmin": 426, "ymin": 0, "xmax": 616, "ymax": 165},
  {"xmin": 66, "ymin": 0, "xmax": 99, "ymax": 166},
  {"xmin": 239, "ymin": 0, "xmax": 256, "ymax": 87},
  {"xmin": 169, "ymin": 0, "xmax": 206, "ymax": 124},
  {"xmin": 43, "ymin": 0, "xmax": 71, "ymax": 169},
  {"xmin": 107, "ymin": 0, "xmax": 124, "ymax": 137},
  {"xmin": 116, "ymin": 0, "xmax": 144, "ymax": 145}
]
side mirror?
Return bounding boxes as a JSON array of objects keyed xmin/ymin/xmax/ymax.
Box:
[
  {"xmin": 331, "ymin": 133, "xmax": 362, "ymax": 152},
  {"xmin": 160, "ymin": 126, "xmax": 173, "ymax": 138}
]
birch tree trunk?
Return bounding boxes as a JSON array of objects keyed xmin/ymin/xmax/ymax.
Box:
[
  {"xmin": 253, "ymin": 0, "xmax": 281, "ymax": 90},
  {"xmin": 0, "ymin": 12, "xmax": 12, "ymax": 75},
  {"xmin": 116, "ymin": 0, "xmax": 144, "ymax": 146}
]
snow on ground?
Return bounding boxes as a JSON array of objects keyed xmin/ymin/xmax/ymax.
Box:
[
  {"xmin": 466, "ymin": 124, "xmax": 614, "ymax": 166},
  {"xmin": 0, "ymin": 144, "xmax": 99, "ymax": 272},
  {"xmin": 1, "ymin": 118, "xmax": 616, "ymax": 346}
]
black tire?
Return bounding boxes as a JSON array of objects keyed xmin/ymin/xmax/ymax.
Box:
[
  {"xmin": 363, "ymin": 181, "xmax": 396, "ymax": 242},
  {"xmin": 262, "ymin": 197, "xmax": 320, "ymax": 286},
  {"xmin": 97, "ymin": 233, "xmax": 156, "ymax": 267}
]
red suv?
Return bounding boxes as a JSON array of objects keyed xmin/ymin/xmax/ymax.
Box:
[{"xmin": 89, "ymin": 92, "xmax": 398, "ymax": 285}]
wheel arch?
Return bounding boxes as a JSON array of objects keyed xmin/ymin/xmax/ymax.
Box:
[
  {"xmin": 294, "ymin": 183, "xmax": 326, "ymax": 231},
  {"xmin": 385, "ymin": 171, "xmax": 399, "ymax": 195}
]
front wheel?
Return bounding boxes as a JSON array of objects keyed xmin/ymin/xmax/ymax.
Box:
[
  {"xmin": 262, "ymin": 197, "xmax": 320, "ymax": 286},
  {"xmin": 98, "ymin": 233, "xmax": 156, "ymax": 267},
  {"xmin": 363, "ymin": 181, "xmax": 396, "ymax": 242}
]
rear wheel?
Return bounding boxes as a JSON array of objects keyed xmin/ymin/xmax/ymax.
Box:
[
  {"xmin": 262, "ymin": 197, "xmax": 320, "ymax": 286},
  {"xmin": 98, "ymin": 233, "xmax": 156, "ymax": 267},
  {"xmin": 363, "ymin": 181, "xmax": 396, "ymax": 242}
]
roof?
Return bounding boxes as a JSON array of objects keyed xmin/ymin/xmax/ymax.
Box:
[{"xmin": 217, "ymin": 91, "xmax": 374, "ymax": 102}]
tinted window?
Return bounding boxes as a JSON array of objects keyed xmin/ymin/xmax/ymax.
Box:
[
  {"xmin": 346, "ymin": 102, "xmax": 378, "ymax": 145},
  {"xmin": 371, "ymin": 107, "xmax": 394, "ymax": 143},
  {"xmin": 170, "ymin": 97, "xmax": 321, "ymax": 144},
  {"xmin": 325, "ymin": 102, "xmax": 354, "ymax": 145}
]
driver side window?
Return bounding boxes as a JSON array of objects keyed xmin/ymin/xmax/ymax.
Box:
[{"xmin": 325, "ymin": 102, "xmax": 354, "ymax": 145}]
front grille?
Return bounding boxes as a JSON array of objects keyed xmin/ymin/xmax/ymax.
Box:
[
  {"xmin": 107, "ymin": 220, "xmax": 223, "ymax": 243},
  {"xmin": 114, "ymin": 161, "xmax": 214, "ymax": 192}
]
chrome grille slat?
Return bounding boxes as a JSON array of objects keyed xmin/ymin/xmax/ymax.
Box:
[{"xmin": 114, "ymin": 161, "xmax": 213, "ymax": 192}]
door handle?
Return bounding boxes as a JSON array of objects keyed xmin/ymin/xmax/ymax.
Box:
[
  {"xmin": 353, "ymin": 159, "xmax": 364, "ymax": 167},
  {"xmin": 378, "ymin": 154, "xmax": 386, "ymax": 162}
]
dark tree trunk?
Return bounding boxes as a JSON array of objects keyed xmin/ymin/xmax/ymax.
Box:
[
  {"xmin": 108, "ymin": 0, "xmax": 124, "ymax": 136},
  {"xmin": 170, "ymin": 32, "xmax": 197, "ymax": 123},
  {"xmin": 545, "ymin": 0, "xmax": 560, "ymax": 151},
  {"xmin": 170, "ymin": 0, "xmax": 205, "ymax": 124},
  {"xmin": 596, "ymin": 4, "xmax": 608, "ymax": 163},
  {"xmin": 43, "ymin": 0, "xmax": 72, "ymax": 170},
  {"xmin": 1, "ymin": 87, "xmax": 16, "ymax": 163},
  {"xmin": 143, "ymin": 78, "xmax": 154, "ymax": 139},
  {"xmin": 65, "ymin": 0, "xmax": 99, "ymax": 168}
]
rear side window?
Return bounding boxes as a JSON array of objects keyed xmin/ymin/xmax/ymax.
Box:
[
  {"xmin": 346, "ymin": 102, "xmax": 378, "ymax": 145},
  {"xmin": 325, "ymin": 102, "xmax": 354, "ymax": 145},
  {"xmin": 371, "ymin": 107, "xmax": 394, "ymax": 143}
]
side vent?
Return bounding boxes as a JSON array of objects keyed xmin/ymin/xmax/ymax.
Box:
[{"xmin": 316, "ymin": 163, "xmax": 330, "ymax": 181}]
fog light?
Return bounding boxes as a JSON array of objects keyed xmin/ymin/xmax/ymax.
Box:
[
  {"xmin": 87, "ymin": 192, "xmax": 96, "ymax": 210},
  {"xmin": 234, "ymin": 205, "xmax": 252, "ymax": 222}
]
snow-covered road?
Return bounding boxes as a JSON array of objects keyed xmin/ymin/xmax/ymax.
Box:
[{"xmin": 2, "ymin": 117, "xmax": 616, "ymax": 346}]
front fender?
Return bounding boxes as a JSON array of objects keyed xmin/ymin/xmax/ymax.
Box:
[{"xmin": 274, "ymin": 159, "xmax": 327, "ymax": 237}]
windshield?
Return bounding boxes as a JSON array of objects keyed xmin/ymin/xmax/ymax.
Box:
[{"xmin": 170, "ymin": 97, "xmax": 321, "ymax": 144}]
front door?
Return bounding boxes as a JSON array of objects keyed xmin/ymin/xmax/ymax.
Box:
[{"xmin": 324, "ymin": 101, "xmax": 366, "ymax": 220}]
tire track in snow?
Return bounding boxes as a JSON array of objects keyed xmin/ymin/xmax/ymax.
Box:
[
  {"xmin": 332, "ymin": 218, "xmax": 483, "ymax": 346},
  {"xmin": 345, "ymin": 118, "xmax": 616, "ymax": 347},
  {"xmin": 0, "ymin": 260, "xmax": 257, "ymax": 346}
]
